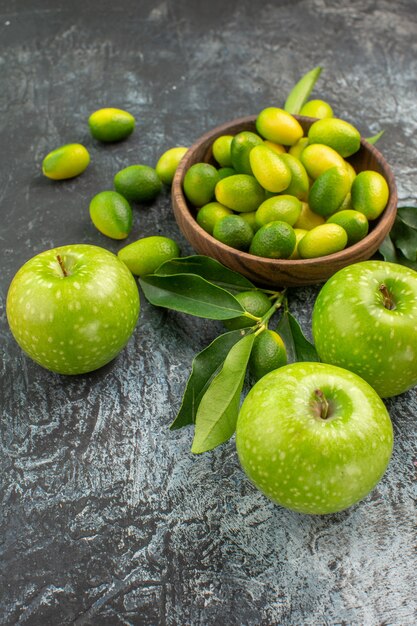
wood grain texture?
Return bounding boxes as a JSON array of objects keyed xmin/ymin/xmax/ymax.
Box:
[
  {"xmin": 1, "ymin": 1, "xmax": 417, "ymax": 625},
  {"xmin": 172, "ymin": 116, "xmax": 397, "ymax": 287}
]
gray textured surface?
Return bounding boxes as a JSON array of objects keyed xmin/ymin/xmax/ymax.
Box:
[{"xmin": 1, "ymin": 1, "xmax": 417, "ymax": 624}]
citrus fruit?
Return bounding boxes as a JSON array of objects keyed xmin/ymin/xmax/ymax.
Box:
[
  {"xmin": 196, "ymin": 202, "xmax": 233, "ymax": 235},
  {"xmin": 212, "ymin": 215, "xmax": 254, "ymax": 250},
  {"xmin": 217, "ymin": 167, "xmax": 236, "ymax": 180},
  {"xmin": 156, "ymin": 146, "xmax": 188, "ymax": 185},
  {"xmin": 299, "ymin": 99, "xmax": 334, "ymax": 119},
  {"xmin": 288, "ymin": 136, "xmax": 309, "ymax": 160},
  {"xmin": 298, "ymin": 223, "xmax": 348, "ymax": 258},
  {"xmin": 240, "ymin": 211, "xmax": 259, "ymax": 232},
  {"xmin": 351, "ymin": 170, "xmax": 389, "ymax": 220},
  {"xmin": 230, "ymin": 131, "xmax": 263, "ymax": 175},
  {"xmin": 183, "ymin": 162, "xmax": 220, "ymax": 207},
  {"xmin": 114, "ymin": 165, "xmax": 162, "ymax": 202},
  {"xmin": 88, "ymin": 108, "xmax": 135, "ymax": 142},
  {"xmin": 215, "ymin": 174, "xmax": 265, "ymax": 213},
  {"xmin": 249, "ymin": 221, "xmax": 296, "ymax": 259},
  {"xmin": 118, "ymin": 236, "xmax": 180, "ymax": 276},
  {"xmin": 89, "ymin": 191, "xmax": 132, "ymax": 240},
  {"xmin": 249, "ymin": 329, "xmax": 287, "ymax": 381},
  {"xmin": 212, "ymin": 135, "xmax": 234, "ymax": 167},
  {"xmin": 345, "ymin": 161, "xmax": 357, "ymax": 185},
  {"xmin": 263, "ymin": 140, "xmax": 286, "ymax": 155},
  {"xmin": 301, "ymin": 143, "xmax": 348, "ymax": 179},
  {"xmin": 308, "ymin": 118, "xmax": 361, "ymax": 157},
  {"xmin": 278, "ymin": 153, "xmax": 310, "ymax": 200},
  {"xmin": 293, "ymin": 201, "xmax": 325, "ymax": 230},
  {"xmin": 327, "ymin": 209, "xmax": 369, "ymax": 245},
  {"xmin": 308, "ymin": 166, "xmax": 352, "ymax": 218},
  {"xmin": 223, "ymin": 290, "xmax": 272, "ymax": 330},
  {"xmin": 42, "ymin": 143, "xmax": 90, "ymax": 180},
  {"xmin": 289, "ymin": 228, "xmax": 308, "ymax": 259},
  {"xmin": 256, "ymin": 107, "xmax": 304, "ymax": 146},
  {"xmin": 338, "ymin": 192, "xmax": 353, "ymax": 212},
  {"xmin": 255, "ymin": 195, "xmax": 302, "ymax": 228},
  {"xmin": 249, "ymin": 144, "xmax": 292, "ymax": 193}
]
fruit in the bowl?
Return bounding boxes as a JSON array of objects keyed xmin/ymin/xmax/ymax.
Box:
[
  {"xmin": 236, "ymin": 361, "xmax": 393, "ymax": 514},
  {"xmin": 327, "ymin": 209, "xmax": 369, "ymax": 245},
  {"xmin": 249, "ymin": 220, "xmax": 296, "ymax": 259},
  {"xmin": 351, "ymin": 170, "xmax": 389, "ymax": 220},
  {"xmin": 6, "ymin": 244, "xmax": 140, "ymax": 375},
  {"xmin": 312, "ymin": 260, "xmax": 417, "ymax": 397},
  {"xmin": 212, "ymin": 214, "xmax": 254, "ymax": 251},
  {"xmin": 307, "ymin": 117, "xmax": 361, "ymax": 158},
  {"xmin": 298, "ymin": 223, "xmax": 348, "ymax": 258}
]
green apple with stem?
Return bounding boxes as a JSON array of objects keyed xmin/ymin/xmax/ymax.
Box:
[
  {"xmin": 6, "ymin": 244, "xmax": 140, "ymax": 375},
  {"xmin": 312, "ymin": 260, "xmax": 417, "ymax": 398},
  {"xmin": 236, "ymin": 362, "xmax": 393, "ymax": 515}
]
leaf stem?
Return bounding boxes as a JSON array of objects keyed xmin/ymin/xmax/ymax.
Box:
[{"xmin": 259, "ymin": 291, "xmax": 287, "ymax": 328}]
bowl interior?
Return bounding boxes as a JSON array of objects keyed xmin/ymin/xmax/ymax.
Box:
[{"xmin": 172, "ymin": 115, "xmax": 397, "ymax": 287}]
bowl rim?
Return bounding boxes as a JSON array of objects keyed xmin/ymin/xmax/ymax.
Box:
[{"xmin": 172, "ymin": 114, "xmax": 398, "ymax": 270}]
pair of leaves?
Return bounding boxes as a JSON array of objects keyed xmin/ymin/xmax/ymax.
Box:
[
  {"xmin": 284, "ymin": 65, "xmax": 383, "ymax": 144},
  {"xmin": 379, "ymin": 207, "xmax": 417, "ymax": 271},
  {"xmin": 139, "ymin": 255, "xmax": 255, "ymax": 320}
]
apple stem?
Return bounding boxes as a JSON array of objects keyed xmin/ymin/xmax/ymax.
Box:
[
  {"xmin": 56, "ymin": 254, "xmax": 68, "ymax": 277},
  {"xmin": 379, "ymin": 284, "xmax": 395, "ymax": 310},
  {"xmin": 314, "ymin": 389, "xmax": 329, "ymax": 420}
]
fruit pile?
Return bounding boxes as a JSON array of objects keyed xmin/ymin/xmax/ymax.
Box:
[{"xmin": 183, "ymin": 107, "xmax": 390, "ymax": 259}]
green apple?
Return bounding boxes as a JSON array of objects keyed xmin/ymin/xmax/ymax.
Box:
[
  {"xmin": 6, "ymin": 244, "xmax": 140, "ymax": 375},
  {"xmin": 312, "ymin": 260, "xmax": 417, "ymax": 398},
  {"xmin": 236, "ymin": 362, "xmax": 393, "ymax": 515}
]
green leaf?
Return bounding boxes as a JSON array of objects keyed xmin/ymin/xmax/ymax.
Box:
[
  {"xmin": 397, "ymin": 206, "xmax": 417, "ymax": 230},
  {"xmin": 155, "ymin": 255, "xmax": 256, "ymax": 293},
  {"xmin": 284, "ymin": 66, "xmax": 322, "ymax": 114},
  {"xmin": 170, "ymin": 329, "xmax": 247, "ymax": 430},
  {"xmin": 365, "ymin": 130, "xmax": 385, "ymax": 145},
  {"xmin": 391, "ymin": 220, "xmax": 417, "ymax": 261},
  {"xmin": 139, "ymin": 273, "xmax": 245, "ymax": 320},
  {"xmin": 277, "ymin": 309, "xmax": 319, "ymax": 362},
  {"xmin": 191, "ymin": 333, "xmax": 255, "ymax": 454},
  {"xmin": 378, "ymin": 233, "xmax": 398, "ymax": 262}
]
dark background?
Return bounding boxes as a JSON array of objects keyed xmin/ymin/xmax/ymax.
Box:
[{"xmin": 1, "ymin": 1, "xmax": 416, "ymax": 624}]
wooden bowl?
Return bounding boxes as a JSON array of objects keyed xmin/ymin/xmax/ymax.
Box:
[{"xmin": 171, "ymin": 115, "xmax": 397, "ymax": 287}]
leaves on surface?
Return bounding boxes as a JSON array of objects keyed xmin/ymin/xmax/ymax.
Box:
[
  {"xmin": 365, "ymin": 130, "xmax": 385, "ymax": 145},
  {"xmin": 379, "ymin": 206, "xmax": 417, "ymax": 270},
  {"xmin": 171, "ymin": 329, "xmax": 249, "ymax": 430},
  {"xmin": 191, "ymin": 333, "xmax": 255, "ymax": 454},
  {"xmin": 277, "ymin": 309, "xmax": 319, "ymax": 363},
  {"xmin": 284, "ymin": 66, "xmax": 322, "ymax": 114}
]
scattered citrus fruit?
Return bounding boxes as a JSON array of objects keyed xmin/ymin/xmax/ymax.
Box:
[
  {"xmin": 89, "ymin": 191, "xmax": 132, "ymax": 240},
  {"xmin": 114, "ymin": 165, "xmax": 162, "ymax": 202},
  {"xmin": 118, "ymin": 236, "xmax": 180, "ymax": 276},
  {"xmin": 42, "ymin": 143, "xmax": 90, "ymax": 180},
  {"xmin": 156, "ymin": 146, "xmax": 188, "ymax": 185},
  {"xmin": 88, "ymin": 108, "xmax": 135, "ymax": 142}
]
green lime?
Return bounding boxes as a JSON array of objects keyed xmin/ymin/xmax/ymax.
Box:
[
  {"xmin": 230, "ymin": 131, "xmax": 264, "ymax": 175},
  {"xmin": 277, "ymin": 153, "xmax": 309, "ymax": 200},
  {"xmin": 308, "ymin": 118, "xmax": 361, "ymax": 157},
  {"xmin": 293, "ymin": 202, "xmax": 325, "ymax": 230},
  {"xmin": 183, "ymin": 162, "xmax": 220, "ymax": 207},
  {"xmin": 196, "ymin": 202, "xmax": 233, "ymax": 235},
  {"xmin": 114, "ymin": 165, "xmax": 162, "ymax": 202},
  {"xmin": 256, "ymin": 107, "xmax": 304, "ymax": 146},
  {"xmin": 89, "ymin": 191, "xmax": 132, "ymax": 240},
  {"xmin": 249, "ymin": 144, "xmax": 292, "ymax": 193},
  {"xmin": 215, "ymin": 174, "xmax": 265, "ymax": 213},
  {"xmin": 249, "ymin": 221, "xmax": 296, "ymax": 259},
  {"xmin": 301, "ymin": 143, "xmax": 347, "ymax": 179},
  {"xmin": 255, "ymin": 195, "xmax": 302, "ymax": 228},
  {"xmin": 118, "ymin": 235, "xmax": 180, "ymax": 276},
  {"xmin": 351, "ymin": 170, "xmax": 389, "ymax": 220},
  {"xmin": 88, "ymin": 108, "xmax": 135, "ymax": 142},
  {"xmin": 308, "ymin": 166, "xmax": 352, "ymax": 218},
  {"xmin": 263, "ymin": 140, "xmax": 286, "ymax": 155},
  {"xmin": 156, "ymin": 146, "xmax": 188, "ymax": 185},
  {"xmin": 298, "ymin": 223, "xmax": 348, "ymax": 258},
  {"xmin": 212, "ymin": 135, "xmax": 234, "ymax": 167},
  {"xmin": 289, "ymin": 228, "xmax": 308, "ymax": 259},
  {"xmin": 224, "ymin": 290, "xmax": 272, "ymax": 330},
  {"xmin": 249, "ymin": 329, "xmax": 287, "ymax": 381},
  {"xmin": 42, "ymin": 143, "xmax": 90, "ymax": 180},
  {"xmin": 288, "ymin": 136, "xmax": 309, "ymax": 160},
  {"xmin": 327, "ymin": 209, "xmax": 369, "ymax": 245},
  {"xmin": 240, "ymin": 211, "xmax": 259, "ymax": 232},
  {"xmin": 212, "ymin": 215, "xmax": 254, "ymax": 251},
  {"xmin": 217, "ymin": 167, "xmax": 236, "ymax": 180},
  {"xmin": 299, "ymin": 99, "xmax": 334, "ymax": 119}
]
